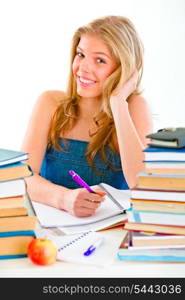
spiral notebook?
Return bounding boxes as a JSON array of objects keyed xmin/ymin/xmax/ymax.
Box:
[
  {"xmin": 36, "ymin": 228, "xmax": 124, "ymax": 267},
  {"xmin": 32, "ymin": 183, "xmax": 130, "ymax": 229}
]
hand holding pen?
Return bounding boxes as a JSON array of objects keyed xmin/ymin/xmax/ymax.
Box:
[{"xmin": 63, "ymin": 170, "xmax": 106, "ymax": 217}]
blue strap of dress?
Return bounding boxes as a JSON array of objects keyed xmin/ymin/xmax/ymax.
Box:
[{"xmin": 40, "ymin": 138, "xmax": 129, "ymax": 190}]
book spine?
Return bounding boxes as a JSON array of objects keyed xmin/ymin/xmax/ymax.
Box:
[
  {"xmin": 0, "ymin": 230, "xmax": 35, "ymax": 237},
  {"xmin": 0, "ymin": 254, "xmax": 27, "ymax": 260}
]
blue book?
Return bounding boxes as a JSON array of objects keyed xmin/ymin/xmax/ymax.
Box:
[
  {"xmin": 0, "ymin": 230, "xmax": 35, "ymax": 237},
  {"xmin": 117, "ymin": 231, "xmax": 185, "ymax": 261},
  {"xmin": 126, "ymin": 208, "xmax": 185, "ymax": 226},
  {"xmin": 0, "ymin": 230, "xmax": 35, "ymax": 260},
  {"xmin": 117, "ymin": 250, "xmax": 185, "ymax": 261},
  {"xmin": 144, "ymin": 146, "xmax": 185, "ymax": 152},
  {"xmin": 144, "ymin": 146, "xmax": 185, "ymax": 162},
  {"xmin": 0, "ymin": 148, "xmax": 28, "ymax": 167},
  {"xmin": 0, "ymin": 254, "xmax": 27, "ymax": 260}
]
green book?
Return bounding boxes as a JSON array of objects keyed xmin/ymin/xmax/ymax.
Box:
[{"xmin": 0, "ymin": 148, "xmax": 28, "ymax": 166}]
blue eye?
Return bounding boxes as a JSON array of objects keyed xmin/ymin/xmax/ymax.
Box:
[{"xmin": 97, "ymin": 58, "xmax": 106, "ymax": 64}]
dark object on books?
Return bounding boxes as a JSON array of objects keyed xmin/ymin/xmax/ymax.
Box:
[
  {"xmin": 0, "ymin": 162, "xmax": 33, "ymax": 182},
  {"xmin": 147, "ymin": 127, "xmax": 185, "ymax": 148},
  {"xmin": 0, "ymin": 230, "xmax": 35, "ymax": 259},
  {"xmin": 0, "ymin": 148, "xmax": 28, "ymax": 166}
]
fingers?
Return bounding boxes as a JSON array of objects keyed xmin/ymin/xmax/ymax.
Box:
[
  {"xmin": 80, "ymin": 198, "xmax": 101, "ymax": 209},
  {"xmin": 73, "ymin": 189, "xmax": 105, "ymax": 217},
  {"xmin": 73, "ymin": 207, "xmax": 97, "ymax": 217},
  {"xmin": 94, "ymin": 189, "xmax": 107, "ymax": 197},
  {"xmin": 68, "ymin": 188, "xmax": 106, "ymax": 217},
  {"xmin": 80, "ymin": 189, "xmax": 106, "ymax": 203}
]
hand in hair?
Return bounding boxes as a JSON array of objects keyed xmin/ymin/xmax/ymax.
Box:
[
  {"xmin": 110, "ymin": 70, "xmax": 139, "ymax": 102},
  {"xmin": 61, "ymin": 188, "xmax": 106, "ymax": 217}
]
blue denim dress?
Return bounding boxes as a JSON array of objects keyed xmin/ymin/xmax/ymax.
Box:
[{"xmin": 40, "ymin": 138, "xmax": 129, "ymax": 190}]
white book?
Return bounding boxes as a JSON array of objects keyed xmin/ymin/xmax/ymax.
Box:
[
  {"xmin": 129, "ymin": 245, "xmax": 185, "ymax": 250},
  {"xmin": 145, "ymin": 162, "xmax": 185, "ymax": 169},
  {"xmin": 131, "ymin": 188, "xmax": 185, "ymax": 202},
  {"xmin": 0, "ymin": 178, "xmax": 26, "ymax": 198},
  {"xmin": 32, "ymin": 183, "xmax": 131, "ymax": 229}
]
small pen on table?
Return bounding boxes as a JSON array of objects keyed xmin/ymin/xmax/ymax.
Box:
[
  {"xmin": 83, "ymin": 237, "xmax": 104, "ymax": 256},
  {"xmin": 69, "ymin": 170, "xmax": 95, "ymax": 193}
]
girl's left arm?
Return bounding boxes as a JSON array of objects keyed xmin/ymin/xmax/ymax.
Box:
[{"xmin": 110, "ymin": 73, "xmax": 153, "ymax": 188}]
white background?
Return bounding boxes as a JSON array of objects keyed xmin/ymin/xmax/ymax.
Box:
[{"xmin": 0, "ymin": 0, "xmax": 185, "ymax": 150}]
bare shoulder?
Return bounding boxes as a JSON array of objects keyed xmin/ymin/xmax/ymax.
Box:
[
  {"xmin": 128, "ymin": 94, "xmax": 152, "ymax": 115},
  {"xmin": 128, "ymin": 94, "xmax": 153, "ymax": 146},
  {"xmin": 36, "ymin": 90, "xmax": 66, "ymax": 112},
  {"xmin": 128, "ymin": 94, "xmax": 149, "ymax": 107}
]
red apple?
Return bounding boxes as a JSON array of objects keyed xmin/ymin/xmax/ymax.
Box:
[{"xmin": 27, "ymin": 238, "xmax": 57, "ymax": 265}]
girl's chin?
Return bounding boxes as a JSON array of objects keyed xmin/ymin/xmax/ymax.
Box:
[{"xmin": 77, "ymin": 90, "xmax": 101, "ymax": 99}]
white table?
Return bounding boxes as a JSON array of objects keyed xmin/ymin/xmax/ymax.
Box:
[{"xmin": 0, "ymin": 228, "xmax": 184, "ymax": 278}]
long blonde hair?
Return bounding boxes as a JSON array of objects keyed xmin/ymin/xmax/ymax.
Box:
[{"xmin": 48, "ymin": 15, "xmax": 144, "ymax": 170}]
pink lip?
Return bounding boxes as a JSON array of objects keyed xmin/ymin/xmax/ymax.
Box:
[
  {"xmin": 77, "ymin": 74, "xmax": 96, "ymax": 81},
  {"xmin": 77, "ymin": 76, "xmax": 97, "ymax": 87}
]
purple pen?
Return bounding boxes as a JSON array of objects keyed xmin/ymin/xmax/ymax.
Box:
[
  {"xmin": 83, "ymin": 237, "xmax": 104, "ymax": 256},
  {"xmin": 69, "ymin": 170, "xmax": 95, "ymax": 193}
]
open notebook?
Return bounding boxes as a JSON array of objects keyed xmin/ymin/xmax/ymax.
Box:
[
  {"xmin": 35, "ymin": 227, "xmax": 126, "ymax": 267},
  {"xmin": 32, "ymin": 183, "xmax": 131, "ymax": 228}
]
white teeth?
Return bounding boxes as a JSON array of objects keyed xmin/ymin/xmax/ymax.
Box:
[{"xmin": 79, "ymin": 77, "xmax": 95, "ymax": 84}]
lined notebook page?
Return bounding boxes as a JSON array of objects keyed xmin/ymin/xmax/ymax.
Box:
[
  {"xmin": 32, "ymin": 183, "xmax": 130, "ymax": 228},
  {"xmin": 36, "ymin": 228, "xmax": 125, "ymax": 267}
]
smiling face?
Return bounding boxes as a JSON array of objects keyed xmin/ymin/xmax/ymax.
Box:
[{"xmin": 72, "ymin": 33, "xmax": 117, "ymax": 100}]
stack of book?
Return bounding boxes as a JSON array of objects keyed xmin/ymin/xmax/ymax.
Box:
[
  {"xmin": 118, "ymin": 128, "xmax": 185, "ymax": 261},
  {"xmin": 0, "ymin": 148, "xmax": 37, "ymax": 259}
]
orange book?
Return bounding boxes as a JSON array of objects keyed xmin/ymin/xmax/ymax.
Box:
[
  {"xmin": 0, "ymin": 162, "xmax": 33, "ymax": 182},
  {"xmin": 0, "ymin": 235, "xmax": 34, "ymax": 256},
  {"xmin": 0, "ymin": 215, "xmax": 37, "ymax": 232},
  {"xmin": 131, "ymin": 231, "xmax": 185, "ymax": 247},
  {"xmin": 146, "ymin": 168, "xmax": 185, "ymax": 174},
  {"xmin": 131, "ymin": 199, "xmax": 185, "ymax": 213},
  {"xmin": 0, "ymin": 195, "xmax": 24, "ymax": 209},
  {"xmin": 137, "ymin": 171, "xmax": 185, "ymax": 190},
  {"xmin": 0, "ymin": 207, "xmax": 28, "ymax": 217},
  {"xmin": 124, "ymin": 222, "xmax": 185, "ymax": 235},
  {"xmin": 0, "ymin": 230, "xmax": 35, "ymax": 258}
]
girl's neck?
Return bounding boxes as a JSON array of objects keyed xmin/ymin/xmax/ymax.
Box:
[{"xmin": 79, "ymin": 96, "xmax": 101, "ymax": 119}]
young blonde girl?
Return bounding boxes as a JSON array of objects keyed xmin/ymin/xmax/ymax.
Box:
[{"xmin": 21, "ymin": 15, "xmax": 153, "ymax": 217}]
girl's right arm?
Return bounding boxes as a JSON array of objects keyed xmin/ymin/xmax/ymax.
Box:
[{"xmin": 21, "ymin": 91, "xmax": 105, "ymax": 216}]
